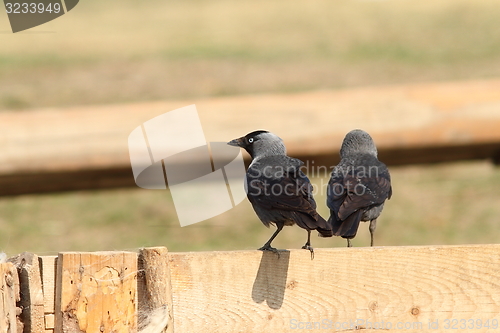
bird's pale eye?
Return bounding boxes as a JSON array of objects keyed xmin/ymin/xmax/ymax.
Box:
[{"xmin": 248, "ymin": 138, "xmax": 254, "ymax": 143}]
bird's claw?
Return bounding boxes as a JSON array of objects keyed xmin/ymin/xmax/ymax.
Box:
[
  {"xmin": 258, "ymin": 245, "xmax": 281, "ymax": 258},
  {"xmin": 302, "ymin": 245, "xmax": 314, "ymax": 260}
]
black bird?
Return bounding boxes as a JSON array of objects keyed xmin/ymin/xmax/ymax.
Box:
[
  {"xmin": 228, "ymin": 130, "xmax": 332, "ymax": 257},
  {"xmin": 327, "ymin": 129, "xmax": 392, "ymax": 247}
]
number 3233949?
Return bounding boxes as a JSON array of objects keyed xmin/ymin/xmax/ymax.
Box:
[
  {"xmin": 443, "ymin": 319, "xmax": 498, "ymax": 330},
  {"xmin": 5, "ymin": 2, "xmax": 62, "ymax": 14}
]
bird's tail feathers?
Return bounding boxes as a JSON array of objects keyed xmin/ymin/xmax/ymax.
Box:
[
  {"xmin": 316, "ymin": 215, "xmax": 333, "ymax": 237},
  {"xmin": 330, "ymin": 210, "xmax": 363, "ymax": 239},
  {"xmin": 293, "ymin": 212, "xmax": 333, "ymax": 237}
]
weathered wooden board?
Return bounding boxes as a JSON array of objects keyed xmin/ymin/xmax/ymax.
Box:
[
  {"xmin": 8, "ymin": 252, "xmax": 45, "ymax": 333},
  {"xmin": 168, "ymin": 245, "xmax": 500, "ymax": 333},
  {"xmin": 138, "ymin": 247, "xmax": 172, "ymax": 333},
  {"xmin": 54, "ymin": 251, "xmax": 138, "ymax": 333},
  {"xmin": 4, "ymin": 245, "xmax": 500, "ymax": 332},
  {"xmin": 40, "ymin": 256, "xmax": 57, "ymax": 332},
  {"xmin": 0, "ymin": 262, "xmax": 20, "ymax": 333},
  {"xmin": 0, "ymin": 79, "xmax": 500, "ymax": 195}
]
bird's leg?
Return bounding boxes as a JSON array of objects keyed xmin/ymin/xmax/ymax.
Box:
[
  {"xmin": 301, "ymin": 230, "xmax": 314, "ymax": 260},
  {"xmin": 347, "ymin": 239, "xmax": 352, "ymax": 247},
  {"xmin": 369, "ymin": 219, "xmax": 377, "ymax": 247},
  {"xmin": 258, "ymin": 224, "xmax": 284, "ymax": 256}
]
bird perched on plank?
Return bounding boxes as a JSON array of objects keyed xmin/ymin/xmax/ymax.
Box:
[
  {"xmin": 228, "ymin": 130, "xmax": 332, "ymax": 257},
  {"xmin": 327, "ymin": 129, "xmax": 392, "ymax": 247}
]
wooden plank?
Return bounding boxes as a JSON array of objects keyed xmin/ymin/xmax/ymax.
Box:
[
  {"xmin": 54, "ymin": 251, "xmax": 138, "ymax": 333},
  {"xmin": 169, "ymin": 244, "xmax": 500, "ymax": 333},
  {"xmin": 43, "ymin": 315, "xmax": 54, "ymax": 333},
  {"xmin": 0, "ymin": 262, "xmax": 21, "ymax": 333},
  {"xmin": 138, "ymin": 247, "xmax": 172, "ymax": 333},
  {"xmin": 8, "ymin": 252, "xmax": 45, "ymax": 333},
  {"xmin": 40, "ymin": 256, "xmax": 57, "ymax": 332},
  {"xmin": 0, "ymin": 79, "xmax": 500, "ymax": 195}
]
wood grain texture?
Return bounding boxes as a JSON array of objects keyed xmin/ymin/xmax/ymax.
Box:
[
  {"xmin": 1, "ymin": 79, "xmax": 500, "ymax": 195},
  {"xmin": 43, "ymin": 314, "xmax": 54, "ymax": 333},
  {"xmin": 168, "ymin": 245, "xmax": 500, "ymax": 333},
  {"xmin": 138, "ymin": 247, "xmax": 173, "ymax": 333},
  {"xmin": 40, "ymin": 256, "xmax": 57, "ymax": 332},
  {"xmin": 54, "ymin": 251, "xmax": 138, "ymax": 333},
  {"xmin": 8, "ymin": 252, "xmax": 45, "ymax": 333},
  {"xmin": 0, "ymin": 262, "xmax": 20, "ymax": 333}
]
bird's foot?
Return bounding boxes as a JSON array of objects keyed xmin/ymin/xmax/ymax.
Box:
[
  {"xmin": 302, "ymin": 244, "xmax": 314, "ymax": 260},
  {"xmin": 258, "ymin": 244, "xmax": 281, "ymax": 258}
]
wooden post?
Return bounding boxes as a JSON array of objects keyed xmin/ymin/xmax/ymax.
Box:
[
  {"xmin": 54, "ymin": 251, "xmax": 138, "ymax": 333},
  {"xmin": 8, "ymin": 252, "xmax": 45, "ymax": 333},
  {"xmin": 0, "ymin": 262, "xmax": 21, "ymax": 333},
  {"xmin": 138, "ymin": 247, "xmax": 173, "ymax": 333}
]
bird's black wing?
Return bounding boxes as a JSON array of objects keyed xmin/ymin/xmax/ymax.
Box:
[
  {"xmin": 327, "ymin": 157, "xmax": 391, "ymax": 237},
  {"xmin": 328, "ymin": 162, "xmax": 391, "ymax": 219},
  {"xmin": 247, "ymin": 156, "xmax": 331, "ymax": 233},
  {"xmin": 326, "ymin": 168, "xmax": 347, "ymax": 219},
  {"xmin": 341, "ymin": 171, "xmax": 390, "ymax": 220},
  {"xmin": 247, "ymin": 157, "xmax": 315, "ymax": 213}
]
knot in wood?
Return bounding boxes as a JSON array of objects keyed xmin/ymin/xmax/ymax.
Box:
[{"xmin": 5, "ymin": 272, "xmax": 13, "ymax": 287}]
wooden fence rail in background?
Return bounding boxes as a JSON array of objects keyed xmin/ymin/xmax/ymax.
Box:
[
  {"xmin": 2, "ymin": 244, "xmax": 500, "ymax": 333},
  {"xmin": 1, "ymin": 79, "xmax": 500, "ymax": 196}
]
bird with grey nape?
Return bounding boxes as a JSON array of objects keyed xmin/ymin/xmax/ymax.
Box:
[
  {"xmin": 228, "ymin": 130, "xmax": 332, "ymax": 257},
  {"xmin": 327, "ymin": 129, "xmax": 392, "ymax": 247}
]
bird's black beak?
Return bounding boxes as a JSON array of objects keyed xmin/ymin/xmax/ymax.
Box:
[{"xmin": 227, "ymin": 137, "xmax": 245, "ymax": 148}]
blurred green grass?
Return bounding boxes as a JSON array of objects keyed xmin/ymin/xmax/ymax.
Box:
[
  {"xmin": 1, "ymin": 0, "xmax": 500, "ymax": 109},
  {"xmin": 1, "ymin": 161, "xmax": 499, "ymax": 256}
]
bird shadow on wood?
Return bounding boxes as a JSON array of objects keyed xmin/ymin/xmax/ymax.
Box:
[{"xmin": 251, "ymin": 250, "xmax": 290, "ymax": 310}]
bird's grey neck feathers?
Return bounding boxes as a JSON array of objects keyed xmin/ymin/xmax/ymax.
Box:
[
  {"xmin": 340, "ymin": 129, "xmax": 378, "ymax": 158},
  {"xmin": 252, "ymin": 132, "xmax": 286, "ymax": 160}
]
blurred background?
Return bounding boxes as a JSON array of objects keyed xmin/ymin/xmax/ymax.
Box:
[{"xmin": 1, "ymin": 0, "xmax": 500, "ymax": 255}]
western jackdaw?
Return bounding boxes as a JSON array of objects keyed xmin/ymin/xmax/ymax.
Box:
[
  {"xmin": 228, "ymin": 130, "xmax": 332, "ymax": 257},
  {"xmin": 327, "ymin": 129, "xmax": 392, "ymax": 247}
]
